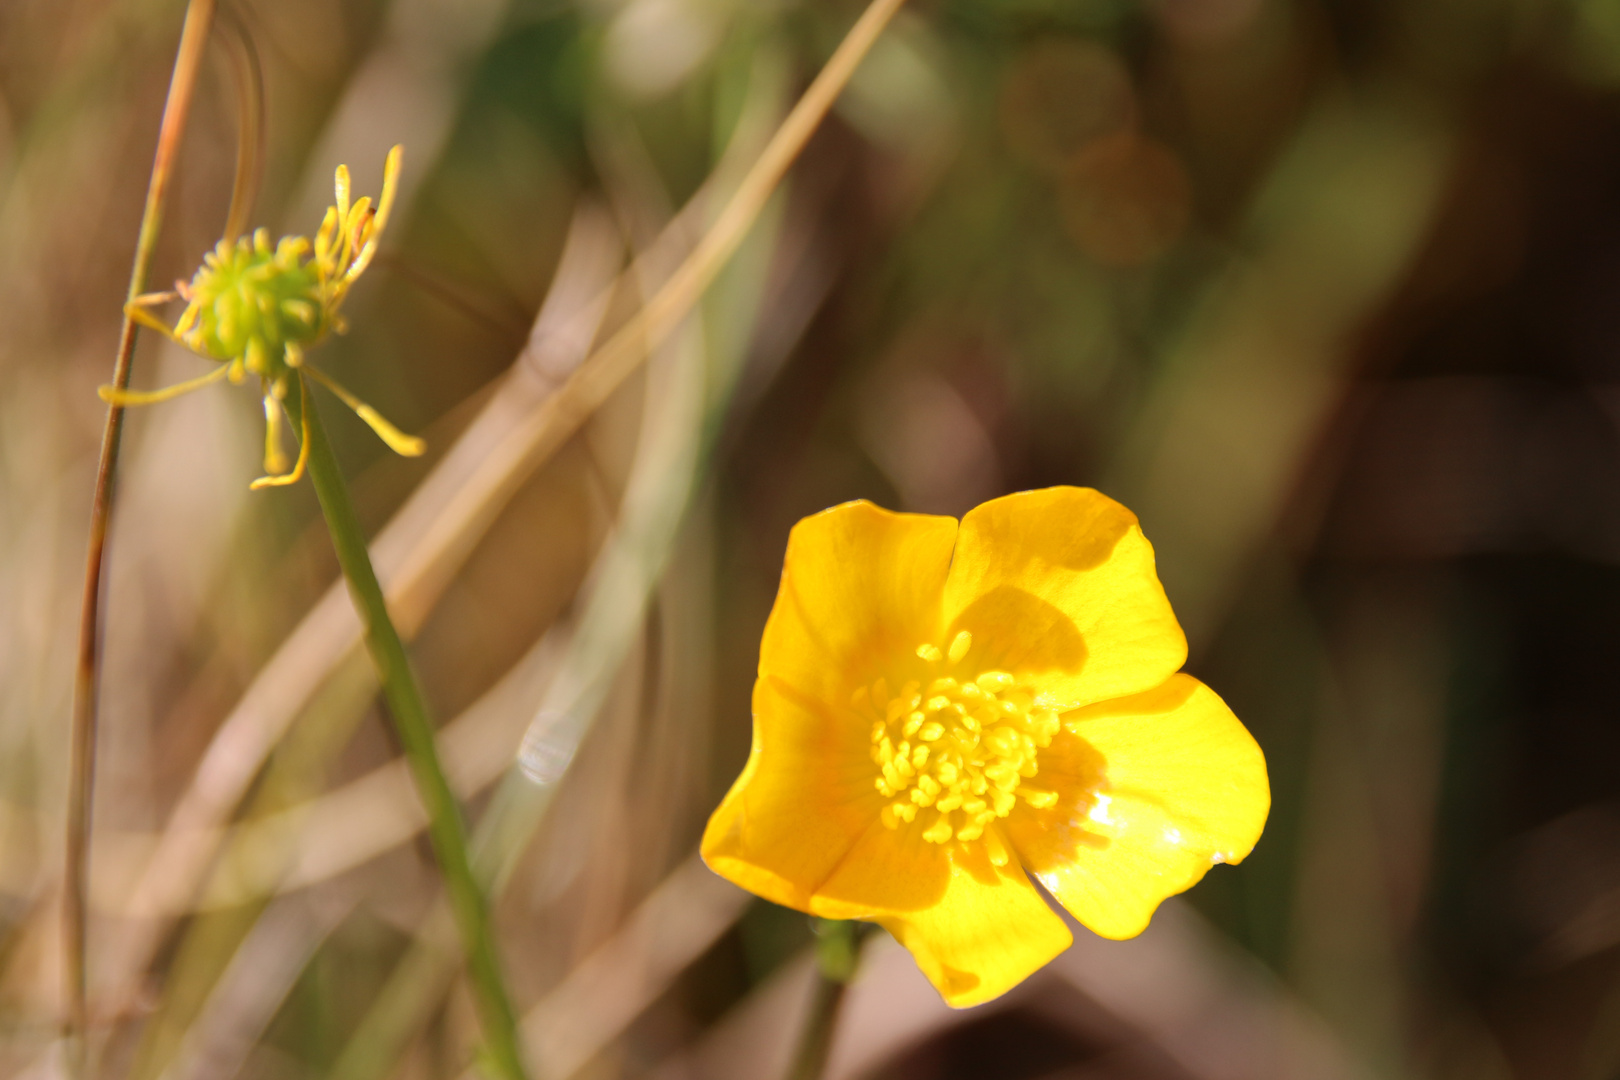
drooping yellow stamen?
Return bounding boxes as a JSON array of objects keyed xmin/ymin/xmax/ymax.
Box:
[
  {"xmin": 314, "ymin": 206, "xmax": 339, "ymax": 278},
  {"xmin": 373, "ymin": 145, "xmax": 402, "ymax": 235},
  {"xmin": 262, "ymin": 390, "xmax": 288, "ymax": 476},
  {"xmin": 303, "ymin": 364, "xmax": 425, "ymax": 457},
  {"xmin": 250, "ymin": 377, "xmax": 312, "ymax": 490},
  {"xmin": 123, "ymin": 291, "xmax": 183, "ymax": 342},
  {"xmin": 344, "ymin": 145, "xmax": 402, "ymax": 283},
  {"xmin": 334, "ymin": 164, "xmax": 351, "ymax": 234},
  {"xmin": 97, "ymin": 362, "xmax": 232, "ymax": 406}
]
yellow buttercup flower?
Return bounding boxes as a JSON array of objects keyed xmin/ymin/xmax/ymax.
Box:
[
  {"xmin": 702, "ymin": 487, "xmax": 1269, "ymax": 1007},
  {"xmin": 102, "ymin": 145, "xmax": 423, "ymax": 489}
]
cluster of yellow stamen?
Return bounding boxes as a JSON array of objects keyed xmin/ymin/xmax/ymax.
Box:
[{"xmin": 854, "ymin": 630, "xmax": 1061, "ymax": 865}]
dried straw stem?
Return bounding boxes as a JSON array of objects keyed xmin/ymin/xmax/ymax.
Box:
[
  {"xmin": 510, "ymin": 0, "xmax": 909, "ymax": 479},
  {"xmin": 66, "ymin": 0, "xmax": 216, "ymax": 1067}
]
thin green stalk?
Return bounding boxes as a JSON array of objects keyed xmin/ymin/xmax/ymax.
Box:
[
  {"xmin": 67, "ymin": 0, "xmax": 216, "ymax": 1069},
  {"xmin": 283, "ymin": 382, "xmax": 529, "ymax": 1080},
  {"xmin": 786, "ymin": 920, "xmax": 871, "ymax": 1080}
]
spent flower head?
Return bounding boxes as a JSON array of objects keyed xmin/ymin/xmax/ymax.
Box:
[
  {"xmin": 102, "ymin": 145, "xmax": 423, "ymax": 488},
  {"xmin": 702, "ymin": 487, "xmax": 1270, "ymax": 1007}
]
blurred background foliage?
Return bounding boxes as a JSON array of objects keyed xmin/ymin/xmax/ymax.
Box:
[{"xmin": 2, "ymin": 0, "xmax": 1620, "ymax": 1077}]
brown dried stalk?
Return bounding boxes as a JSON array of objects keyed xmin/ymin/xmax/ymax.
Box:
[{"xmin": 65, "ymin": 0, "xmax": 217, "ymax": 1069}]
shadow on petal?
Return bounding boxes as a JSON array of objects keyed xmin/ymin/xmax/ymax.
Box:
[
  {"xmin": 949, "ymin": 584, "xmax": 1087, "ymax": 683},
  {"xmin": 1004, "ymin": 730, "xmax": 1112, "ymax": 872},
  {"xmin": 811, "ymin": 818, "xmax": 953, "ymax": 917},
  {"xmin": 1007, "ymin": 675, "xmax": 1269, "ymax": 940},
  {"xmin": 1065, "ymin": 673, "xmax": 1199, "ymax": 721}
]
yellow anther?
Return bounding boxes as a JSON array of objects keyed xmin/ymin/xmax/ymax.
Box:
[
  {"xmin": 928, "ymin": 677, "xmax": 959, "ymax": 694},
  {"xmin": 903, "ymin": 713, "xmax": 924, "ymax": 737},
  {"xmin": 334, "ymin": 164, "xmax": 351, "ymax": 223},
  {"xmin": 871, "ymin": 721, "xmax": 886, "ymax": 743},
  {"xmin": 893, "ymin": 801, "xmax": 917, "ymax": 823},
  {"xmin": 992, "ymin": 789, "xmax": 1016, "ymax": 816},
  {"xmin": 959, "ymin": 682, "xmax": 986, "ymax": 702},
  {"xmin": 948, "ymin": 630, "xmax": 973, "ymax": 664},
  {"xmin": 918, "ymin": 722, "xmax": 945, "ymax": 742},
  {"xmin": 918, "ymin": 775, "xmax": 941, "ymax": 798},
  {"xmin": 937, "ymin": 762, "xmax": 959, "ymax": 785},
  {"xmin": 926, "ymin": 695, "xmax": 951, "ymax": 713},
  {"xmin": 936, "ymin": 792, "xmax": 963, "ymax": 813},
  {"xmin": 912, "ymin": 745, "xmax": 930, "ymax": 767},
  {"xmin": 1021, "ymin": 789, "xmax": 1058, "ymax": 809},
  {"xmin": 923, "ymin": 815, "xmax": 954, "ymax": 844},
  {"xmin": 986, "ymin": 766, "xmax": 1019, "ymax": 791},
  {"xmin": 977, "ymin": 671, "xmax": 1015, "ymax": 692},
  {"xmin": 917, "ymin": 643, "xmax": 943, "ymax": 663},
  {"xmin": 956, "ymin": 822, "xmax": 984, "ymax": 842}
]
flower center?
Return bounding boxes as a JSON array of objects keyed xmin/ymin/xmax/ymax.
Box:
[
  {"xmin": 852, "ymin": 631, "xmax": 1060, "ymax": 866},
  {"xmin": 181, "ymin": 231, "xmax": 325, "ymax": 378}
]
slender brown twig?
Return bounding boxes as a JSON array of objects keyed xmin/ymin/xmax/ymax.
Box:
[
  {"xmin": 216, "ymin": 4, "xmax": 264, "ymax": 246},
  {"xmin": 65, "ymin": 0, "xmax": 217, "ymax": 1069}
]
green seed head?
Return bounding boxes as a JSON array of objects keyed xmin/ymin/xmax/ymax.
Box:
[{"xmin": 180, "ymin": 228, "xmax": 327, "ymax": 379}]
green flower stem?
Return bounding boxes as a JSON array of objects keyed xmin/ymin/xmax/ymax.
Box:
[
  {"xmin": 285, "ymin": 382, "xmax": 529, "ymax": 1080},
  {"xmin": 786, "ymin": 920, "xmax": 872, "ymax": 1080}
]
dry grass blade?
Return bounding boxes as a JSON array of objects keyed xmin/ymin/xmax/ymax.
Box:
[
  {"xmin": 467, "ymin": 856, "xmax": 750, "ymax": 1080},
  {"xmin": 330, "ymin": 160, "xmax": 721, "ymax": 1080},
  {"xmin": 66, "ymin": 0, "xmax": 216, "ymax": 1064},
  {"xmin": 163, "ymin": 891, "xmax": 359, "ymax": 1080}
]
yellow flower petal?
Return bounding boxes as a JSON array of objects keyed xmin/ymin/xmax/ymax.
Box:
[
  {"xmin": 759, "ymin": 500, "xmax": 957, "ymax": 706},
  {"xmin": 941, "ymin": 487, "xmax": 1186, "ymax": 710},
  {"xmin": 1004, "ymin": 674, "xmax": 1269, "ymax": 939},
  {"xmin": 702, "ymin": 675, "xmax": 882, "ymax": 909},
  {"xmin": 808, "ymin": 822, "xmax": 1073, "ymax": 1007}
]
